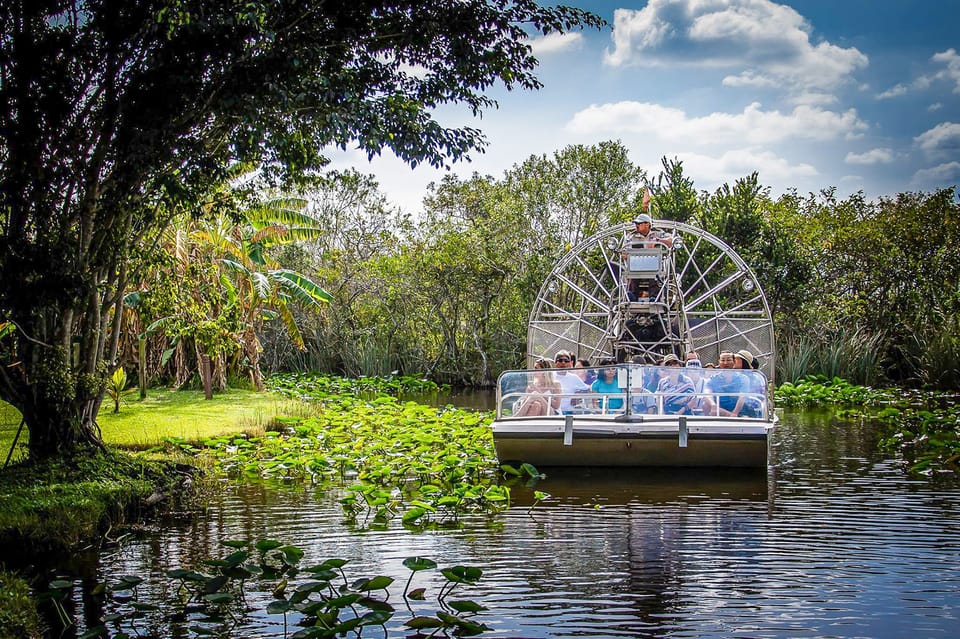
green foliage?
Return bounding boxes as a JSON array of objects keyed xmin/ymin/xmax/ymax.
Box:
[
  {"xmin": 184, "ymin": 392, "xmax": 504, "ymax": 528},
  {"xmin": 0, "ymin": 571, "xmax": 42, "ymax": 639},
  {"xmin": 778, "ymin": 330, "xmax": 885, "ymax": 385},
  {"xmin": 0, "ymin": 0, "xmax": 602, "ymax": 461},
  {"xmin": 775, "ymin": 376, "xmax": 960, "ymax": 475},
  {"xmin": 105, "ymin": 368, "xmax": 137, "ymax": 413},
  {"xmin": 0, "ymin": 450, "xmax": 197, "ymax": 551},
  {"xmin": 267, "ymin": 372, "xmax": 445, "ymax": 399},
  {"xmin": 773, "ymin": 376, "xmax": 889, "ymax": 407},
  {"xmin": 649, "ymin": 156, "xmax": 699, "ymax": 224}
]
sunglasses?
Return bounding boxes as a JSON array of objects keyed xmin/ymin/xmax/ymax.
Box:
[{"xmin": 555, "ymin": 357, "xmax": 571, "ymax": 363}]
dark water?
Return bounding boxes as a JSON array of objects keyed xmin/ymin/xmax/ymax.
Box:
[{"xmin": 42, "ymin": 407, "xmax": 960, "ymax": 638}]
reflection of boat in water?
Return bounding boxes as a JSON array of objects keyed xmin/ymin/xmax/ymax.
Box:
[
  {"xmin": 492, "ymin": 220, "xmax": 777, "ymax": 468},
  {"xmin": 507, "ymin": 466, "xmax": 768, "ymax": 506}
]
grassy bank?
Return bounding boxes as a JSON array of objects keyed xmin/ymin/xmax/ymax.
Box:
[
  {"xmin": 0, "ymin": 387, "xmax": 301, "ymax": 548},
  {"xmin": 1, "ymin": 387, "xmax": 299, "ymax": 462}
]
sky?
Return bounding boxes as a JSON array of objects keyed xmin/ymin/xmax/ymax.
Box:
[{"xmin": 328, "ymin": 0, "xmax": 960, "ymax": 214}]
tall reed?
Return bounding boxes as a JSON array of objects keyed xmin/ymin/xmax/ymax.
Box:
[{"xmin": 778, "ymin": 329, "xmax": 884, "ymax": 385}]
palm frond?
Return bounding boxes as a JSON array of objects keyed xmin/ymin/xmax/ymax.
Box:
[
  {"xmin": 221, "ymin": 258, "xmax": 252, "ymax": 276},
  {"xmin": 276, "ymin": 300, "xmax": 306, "ymax": 349},
  {"xmin": 272, "ymin": 270, "xmax": 332, "ymax": 306},
  {"xmin": 251, "ymin": 271, "xmax": 272, "ymax": 300}
]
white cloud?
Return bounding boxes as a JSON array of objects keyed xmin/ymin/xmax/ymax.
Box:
[
  {"xmin": 931, "ymin": 48, "xmax": 960, "ymax": 93},
  {"xmin": 876, "ymin": 84, "xmax": 908, "ymax": 99},
  {"xmin": 669, "ymin": 148, "xmax": 818, "ymax": 188},
  {"xmin": 527, "ymin": 31, "xmax": 583, "ymax": 56},
  {"xmin": 845, "ymin": 148, "xmax": 894, "ymax": 165},
  {"xmin": 911, "ymin": 162, "xmax": 960, "ymax": 187},
  {"xmin": 929, "ymin": 102, "xmax": 943, "ymax": 112},
  {"xmin": 566, "ymin": 101, "xmax": 867, "ymax": 144},
  {"xmin": 604, "ymin": 0, "xmax": 867, "ymax": 93},
  {"xmin": 915, "ymin": 122, "xmax": 960, "ymax": 158}
]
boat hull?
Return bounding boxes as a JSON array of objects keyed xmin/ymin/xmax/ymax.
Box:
[{"xmin": 492, "ymin": 415, "xmax": 770, "ymax": 468}]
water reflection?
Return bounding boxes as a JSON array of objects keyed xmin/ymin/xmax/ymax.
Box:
[{"xmin": 32, "ymin": 407, "xmax": 960, "ymax": 638}]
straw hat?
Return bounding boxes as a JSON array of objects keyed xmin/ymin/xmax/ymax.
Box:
[
  {"xmin": 661, "ymin": 353, "xmax": 681, "ymax": 365},
  {"xmin": 735, "ymin": 349, "xmax": 757, "ymax": 369}
]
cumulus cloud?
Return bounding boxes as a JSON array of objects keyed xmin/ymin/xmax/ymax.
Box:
[
  {"xmin": 911, "ymin": 162, "xmax": 960, "ymax": 187},
  {"xmin": 566, "ymin": 101, "xmax": 867, "ymax": 144},
  {"xmin": 914, "ymin": 122, "xmax": 960, "ymax": 158},
  {"xmin": 931, "ymin": 48, "xmax": 960, "ymax": 93},
  {"xmin": 668, "ymin": 148, "xmax": 818, "ymax": 187},
  {"xmin": 526, "ymin": 31, "xmax": 583, "ymax": 56},
  {"xmin": 604, "ymin": 0, "xmax": 867, "ymax": 93},
  {"xmin": 845, "ymin": 148, "xmax": 894, "ymax": 165},
  {"xmin": 876, "ymin": 84, "xmax": 908, "ymax": 100}
]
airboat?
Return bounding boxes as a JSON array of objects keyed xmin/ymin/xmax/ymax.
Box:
[{"xmin": 491, "ymin": 220, "xmax": 776, "ymax": 468}]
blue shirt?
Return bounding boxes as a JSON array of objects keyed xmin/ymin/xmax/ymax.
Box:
[{"xmin": 591, "ymin": 377, "xmax": 623, "ymax": 410}]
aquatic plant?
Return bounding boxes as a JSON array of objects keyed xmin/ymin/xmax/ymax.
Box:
[
  {"xmin": 773, "ymin": 375, "xmax": 891, "ymax": 407},
  {"xmin": 166, "ymin": 389, "xmax": 505, "ymax": 527},
  {"xmin": 779, "ymin": 376, "xmax": 960, "ymax": 475},
  {"xmin": 58, "ymin": 539, "xmax": 490, "ymax": 638},
  {"xmin": 267, "ymin": 372, "xmax": 448, "ymax": 401}
]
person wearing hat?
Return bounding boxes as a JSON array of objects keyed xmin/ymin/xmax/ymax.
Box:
[
  {"xmin": 734, "ymin": 348, "xmax": 766, "ymax": 415},
  {"xmin": 706, "ymin": 351, "xmax": 760, "ymax": 417},
  {"xmin": 734, "ymin": 349, "xmax": 758, "ymax": 370},
  {"xmin": 656, "ymin": 353, "xmax": 695, "ymax": 414},
  {"xmin": 629, "ymin": 213, "xmax": 673, "ymax": 249}
]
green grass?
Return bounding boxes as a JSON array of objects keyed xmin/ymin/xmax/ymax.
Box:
[
  {"xmin": 0, "ymin": 570, "xmax": 41, "ymax": 639},
  {"xmin": 1, "ymin": 388, "xmax": 301, "ymax": 462}
]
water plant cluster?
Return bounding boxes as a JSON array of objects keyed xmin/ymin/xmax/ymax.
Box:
[
  {"xmin": 775, "ymin": 376, "xmax": 959, "ymax": 475},
  {"xmin": 773, "ymin": 375, "xmax": 893, "ymax": 407},
  {"xmin": 53, "ymin": 538, "xmax": 489, "ymax": 639},
  {"xmin": 266, "ymin": 373, "xmax": 447, "ymax": 402},
  {"xmin": 172, "ymin": 379, "xmax": 508, "ymax": 527}
]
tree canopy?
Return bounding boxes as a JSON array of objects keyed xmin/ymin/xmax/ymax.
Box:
[{"xmin": 0, "ymin": 0, "xmax": 602, "ymax": 460}]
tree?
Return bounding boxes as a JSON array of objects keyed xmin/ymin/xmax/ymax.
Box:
[
  {"xmin": 0, "ymin": 1, "xmax": 603, "ymax": 460},
  {"xmin": 649, "ymin": 156, "xmax": 700, "ymax": 224},
  {"xmin": 505, "ymin": 141, "xmax": 643, "ymax": 249}
]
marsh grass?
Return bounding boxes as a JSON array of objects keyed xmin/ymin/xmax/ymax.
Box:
[{"xmin": 779, "ymin": 329, "xmax": 884, "ymax": 385}]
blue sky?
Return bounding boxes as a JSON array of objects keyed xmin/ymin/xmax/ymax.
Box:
[{"xmin": 330, "ymin": 0, "xmax": 960, "ymax": 213}]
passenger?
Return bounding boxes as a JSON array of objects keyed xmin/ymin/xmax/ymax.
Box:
[
  {"xmin": 683, "ymin": 354, "xmax": 706, "ymax": 414},
  {"xmin": 590, "ymin": 358, "xmax": 624, "ymax": 413},
  {"xmin": 514, "ymin": 359, "xmax": 561, "ymax": 417},
  {"xmin": 705, "ymin": 351, "xmax": 759, "ymax": 417},
  {"xmin": 575, "ymin": 358, "xmax": 597, "ymax": 385},
  {"xmin": 734, "ymin": 349, "xmax": 759, "ymax": 371},
  {"xmin": 735, "ymin": 349, "xmax": 766, "ymax": 416},
  {"xmin": 628, "ymin": 358, "xmax": 657, "ymax": 414},
  {"xmin": 553, "ymin": 349, "xmax": 590, "ymax": 414},
  {"xmin": 656, "ymin": 354, "xmax": 695, "ymax": 414}
]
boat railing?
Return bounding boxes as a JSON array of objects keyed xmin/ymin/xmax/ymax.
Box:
[{"xmin": 496, "ymin": 365, "xmax": 771, "ymax": 421}]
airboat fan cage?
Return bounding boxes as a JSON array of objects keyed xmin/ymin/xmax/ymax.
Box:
[{"xmin": 526, "ymin": 220, "xmax": 776, "ymax": 384}]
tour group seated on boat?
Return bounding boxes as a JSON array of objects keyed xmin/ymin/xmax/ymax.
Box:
[
  {"xmin": 491, "ymin": 361, "xmax": 774, "ymax": 468},
  {"xmin": 497, "ymin": 363, "xmax": 770, "ymax": 420}
]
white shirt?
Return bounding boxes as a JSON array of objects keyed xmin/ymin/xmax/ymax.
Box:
[{"xmin": 554, "ymin": 371, "xmax": 590, "ymax": 413}]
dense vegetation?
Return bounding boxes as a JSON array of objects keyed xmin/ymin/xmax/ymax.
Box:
[
  {"xmin": 243, "ymin": 152, "xmax": 959, "ymax": 390},
  {"xmin": 0, "ymin": 0, "xmax": 602, "ymax": 461}
]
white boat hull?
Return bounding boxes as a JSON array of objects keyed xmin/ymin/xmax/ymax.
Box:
[{"xmin": 492, "ymin": 414, "xmax": 771, "ymax": 468}]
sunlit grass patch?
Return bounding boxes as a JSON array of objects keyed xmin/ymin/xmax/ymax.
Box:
[{"xmin": 98, "ymin": 387, "xmax": 302, "ymax": 449}]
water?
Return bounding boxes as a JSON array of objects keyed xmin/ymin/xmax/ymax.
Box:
[{"xmin": 39, "ymin": 408, "xmax": 960, "ymax": 638}]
